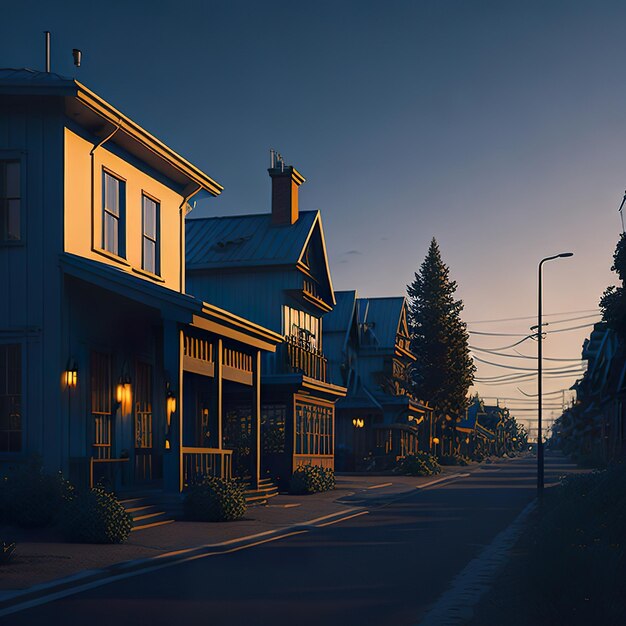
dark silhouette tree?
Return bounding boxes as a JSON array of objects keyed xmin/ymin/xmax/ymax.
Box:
[
  {"xmin": 407, "ymin": 238, "xmax": 475, "ymax": 452},
  {"xmin": 600, "ymin": 233, "xmax": 626, "ymax": 342}
]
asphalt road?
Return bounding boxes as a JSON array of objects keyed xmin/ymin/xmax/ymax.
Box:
[{"xmin": 1, "ymin": 454, "xmax": 575, "ymax": 626}]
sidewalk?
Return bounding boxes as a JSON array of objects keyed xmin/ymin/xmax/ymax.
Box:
[{"xmin": 0, "ymin": 467, "xmax": 470, "ymax": 596}]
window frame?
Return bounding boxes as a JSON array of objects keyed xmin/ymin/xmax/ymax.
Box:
[
  {"xmin": 0, "ymin": 156, "xmax": 24, "ymax": 245},
  {"xmin": 0, "ymin": 343, "xmax": 23, "ymax": 455},
  {"xmin": 101, "ymin": 169, "xmax": 126, "ymax": 259},
  {"xmin": 141, "ymin": 193, "xmax": 160, "ymax": 276}
]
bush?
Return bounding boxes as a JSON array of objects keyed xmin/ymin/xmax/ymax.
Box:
[
  {"xmin": 1, "ymin": 461, "xmax": 75, "ymax": 528},
  {"xmin": 396, "ymin": 452, "xmax": 441, "ymax": 476},
  {"xmin": 289, "ymin": 465, "xmax": 335, "ymax": 494},
  {"xmin": 0, "ymin": 542, "xmax": 16, "ymax": 564},
  {"xmin": 61, "ymin": 487, "xmax": 132, "ymax": 543},
  {"xmin": 438, "ymin": 454, "xmax": 471, "ymax": 466},
  {"xmin": 184, "ymin": 477, "xmax": 247, "ymax": 522}
]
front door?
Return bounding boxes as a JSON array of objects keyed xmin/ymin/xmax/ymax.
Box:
[{"xmin": 134, "ymin": 361, "xmax": 156, "ymax": 482}]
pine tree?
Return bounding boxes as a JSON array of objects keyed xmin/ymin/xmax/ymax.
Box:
[
  {"xmin": 407, "ymin": 238, "xmax": 475, "ymax": 451},
  {"xmin": 600, "ymin": 233, "xmax": 626, "ymax": 342}
]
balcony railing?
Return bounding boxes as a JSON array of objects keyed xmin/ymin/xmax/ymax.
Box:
[
  {"xmin": 181, "ymin": 447, "xmax": 233, "ymax": 488},
  {"xmin": 282, "ymin": 334, "xmax": 328, "ymax": 383}
]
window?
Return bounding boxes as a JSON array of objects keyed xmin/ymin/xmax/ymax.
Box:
[
  {"xmin": 1, "ymin": 160, "xmax": 21, "ymax": 242},
  {"xmin": 295, "ymin": 401, "xmax": 333, "ymax": 456},
  {"xmin": 91, "ymin": 351, "xmax": 112, "ymax": 459},
  {"xmin": 142, "ymin": 195, "xmax": 159, "ymax": 275},
  {"xmin": 283, "ymin": 306, "xmax": 321, "ymax": 350},
  {"xmin": 0, "ymin": 344, "xmax": 22, "ymax": 453},
  {"xmin": 102, "ymin": 171, "xmax": 125, "ymax": 257}
]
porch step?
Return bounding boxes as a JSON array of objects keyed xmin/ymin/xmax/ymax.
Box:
[
  {"xmin": 243, "ymin": 477, "xmax": 279, "ymax": 506},
  {"xmin": 119, "ymin": 494, "xmax": 177, "ymax": 530}
]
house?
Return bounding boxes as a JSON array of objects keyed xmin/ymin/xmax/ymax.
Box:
[
  {"xmin": 0, "ymin": 68, "xmax": 283, "ymax": 497},
  {"xmin": 323, "ymin": 290, "xmax": 431, "ymax": 470},
  {"xmin": 185, "ymin": 154, "xmax": 346, "ymax": 485}
]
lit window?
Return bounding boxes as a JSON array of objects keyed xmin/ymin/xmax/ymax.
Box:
[
  {"xmin": 142, "ymin": 195, "xmax": 159, "ymax": 275},
  {"xmin": 102, "ymin": 171, "xmax": 125, "ymax": 257},
  {"xmin": 0, "ymin": 344, "xmax": 22, "ymax": 453},
  {"xmin": 1, "ymin": 161, "xmax": 21, "ymax": 242}
]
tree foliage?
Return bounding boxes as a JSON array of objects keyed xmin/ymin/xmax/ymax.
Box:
[
  {"xmin": 600, "ymin": 233, "xmax": 626, "ymax": 342},
  {"xmin": 407, "ymin": 238, "xmax": 475, "ymax": 418}
]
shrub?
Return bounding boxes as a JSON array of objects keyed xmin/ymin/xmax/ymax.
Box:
[
  {"xmin": 1, "ymin": 461, "xmax": 75, "ymax": 528},
  {"xmin": 184, "ymin": 476, "xmax": 247, "ymax": 522},
  {"xmin": 0, "ymin": 542, "xmax": 16, "ymax": 564},
  {"xmin": 396, "ymin": 452, "xmax": 441, "ymax": 476},
  {"xmin": 438, "ymin": 454, "xmax": 471, "ymax": 466},
  {"xmin": 290, "ymin": 465, "xmax": 335, "ymax": 494},
  {"xmin": 61, "ymin": 487, "xmax": 132, "ymax": 543}
]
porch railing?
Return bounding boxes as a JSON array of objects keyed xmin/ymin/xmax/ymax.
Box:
[
  {"xmin": 293, "ymin": 453, "xmax": 334, "ymax": 470},
  {"xmin": 181, "ymin": 447, "xmax": 233, "ymax": 488},
  {"xmin": 282, "ymin": 335, "xmax": 328, "ymax": 382}
]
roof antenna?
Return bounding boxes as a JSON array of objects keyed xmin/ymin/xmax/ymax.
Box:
[{"xmin": 44, "ymin": 31, "xmax": 51, "ymax": 73}]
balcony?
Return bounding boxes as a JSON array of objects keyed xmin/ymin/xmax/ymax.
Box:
[{"xmin": 281, "ymin": 334, "xmax": 329, "ymax": 383}]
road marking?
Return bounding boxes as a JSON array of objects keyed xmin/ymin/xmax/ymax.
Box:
[
  {"xmin": 366, "ymin": 482, "xmax": 393, "ymax": 490},
  {"xmin": 317, "ymin": 510, "xmax": 370, "ymax": 527},
  {"xmin": 416, "ymin": 473, "xmax": 470, "ymax": 489}
]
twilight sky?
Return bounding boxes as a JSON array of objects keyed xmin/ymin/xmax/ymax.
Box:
[{"xmin": 3, "ymin": 0, "xmax": 624, "ymax": 435}]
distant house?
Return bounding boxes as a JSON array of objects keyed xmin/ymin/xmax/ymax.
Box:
[
  {"xmin": 185, "ymin": 156, "xmax": 346, "ymax": 484},
  {"xmin": 558, "ymin": 322, "xmax": 626, "ymax": 463},
  {"xmin": 324, "ymin": 291, "xmax": 431, "ymax": 470},
  {"xmin": 0, "ymin": 69, "xmax": 282, "ymax": 498}
]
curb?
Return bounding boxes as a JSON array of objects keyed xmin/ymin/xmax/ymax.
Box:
[{"xmin": 0, "ymin": 506, "xmax": 366, "ymax": 617}]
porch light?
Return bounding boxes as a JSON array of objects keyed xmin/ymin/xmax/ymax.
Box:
[
  {"xmin": 166, "ymin": 387, "xmax": 177, "ymax": 415},
  {"xmin": 352, "ymin": 418, "xmax": 364, "ymax": 428},
  {"xmin": 465, "ymin": 437, "xmax": 470, "ymax": 444},
  {"xmin": 64, "ymin": 360, "xmax": 78, "ymax": 388},
  {"xmin": 116, "ymin": 375, "xmax": 132, "ymax": 404},
  {"xmin": 432, "ymin": 437, "xmax": 440, "ymax": 445}
]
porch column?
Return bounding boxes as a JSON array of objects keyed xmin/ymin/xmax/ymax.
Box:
[
  {"xmin": 251, "ymin": 349, "xmax": 261, "ymax": 490},
  {"xmin": 163, "ymin": 320, "xmax": 183, "ymax": 492},
  {"xmin": 212, "ymin": 339, "xmax": 224, "ymax": 472}
]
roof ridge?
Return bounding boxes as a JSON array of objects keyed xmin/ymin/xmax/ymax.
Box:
[{"xmin": 187, "ymin": 209, "xmax": 318, "ymax": 223}]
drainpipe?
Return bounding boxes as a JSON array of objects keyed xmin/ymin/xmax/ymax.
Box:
[
  {"xmin": 179, "ymin": 185, "xmax": 201, "ymax": 293},
  {"xmin": 90, "ymin": 121, "xmax": 121, "ymax": 250}
]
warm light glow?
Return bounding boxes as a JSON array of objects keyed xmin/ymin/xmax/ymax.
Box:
[
  {"xmin": 116, "ymin": 383, "xmax": 124, "ymax": 404},
  {"xmin": 465, "ymin": 437, "xmax": 470, "ymax": 444},
  {"xmin": 64, "ymin": 369, "xmax": 77, "ymax": 388},
  {"xmin": 432, "ymin": 437, "xmax": 440, "ymax": 444},
  {"xmin": 352, "ymin": 418, "xmax": 364, "ymax": 428},
  {"xmin": 167, "ymin": 394, "xmax": 177, "ymax": 415}
]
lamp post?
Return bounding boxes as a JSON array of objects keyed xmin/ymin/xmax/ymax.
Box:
[{"xmin": 537, "ymin": 252, "xmax": 573, "ymax": 498}]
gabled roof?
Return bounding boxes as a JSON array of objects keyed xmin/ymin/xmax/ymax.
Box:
[
  {"xmin": 0, "ymin": 68, "xmax": 222, "ymax": 196},
  {"xmin": 324, "ymin": 290, "xmax": 357, "ymax": 333},
  {"xmin": 185, "ymin": 210, "xmax": 319, "ymax": 269},
  {"xmin": 357, "ymin": 297, "xmax": 406, "ymax": 350}
]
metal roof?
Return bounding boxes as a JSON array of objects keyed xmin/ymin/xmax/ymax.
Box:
[
  {"xmin": 0, "ymin": 68, "xmax": 73, "ymax": 83},
  {"xmin": 357, "ymin": 296, "xmax": 405, "ymax": 350},
  {"xmin": 324, "ymin": 290, "xmax": 357, "ymax": 333},
  {"xmin": 185, "ymin": 210, "xmax": 319, "ymax": 269}
]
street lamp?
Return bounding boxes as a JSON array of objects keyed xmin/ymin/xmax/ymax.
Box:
[{"xmin": 537, "ymin": 252, "xmax": 573, "ymax": 498}]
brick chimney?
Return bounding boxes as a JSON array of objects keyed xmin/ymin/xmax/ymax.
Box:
[{"xmin": 268, "ymin": 150, "xmax": 305, "ymax": 226}]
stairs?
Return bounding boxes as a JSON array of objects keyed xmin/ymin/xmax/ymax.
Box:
[
  {"xmin": 243, "ymin": 477, "xmax": 279, "ymax": 506},
  {"xmin": 119, "ymin": 493, "xmax": 176, "ymax": 531}
]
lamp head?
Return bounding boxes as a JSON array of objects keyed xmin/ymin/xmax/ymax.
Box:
[{"xmin": 558, "ymin": 252, "xmax": 574, "ymax": 258}]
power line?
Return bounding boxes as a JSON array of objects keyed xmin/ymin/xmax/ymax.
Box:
[
  {"xmin": 517, "ymin": 387, "xmax": 572, "ymax": 397},
  {"xmin": 468, "ymin": 322, "xmax": 596, "ymax": 337},
  {"xmin": 472, "ymin": 354, "xmax": 586, "ymax": 373},
  {"xmin": 466, "ymin": 309, "xmax": 600, "ymax": 324},
  {"xmin": 469, "ymin": 336, "xmax": 535, "ymax": 351},
  {"xmin": 470, "ymin": 344, "xmax": 582, "ymax": 362}
]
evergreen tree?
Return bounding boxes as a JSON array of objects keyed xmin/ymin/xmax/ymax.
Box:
[{"xmin": 407, "ymin": 238, "xmax": 475, "ymax": 449}]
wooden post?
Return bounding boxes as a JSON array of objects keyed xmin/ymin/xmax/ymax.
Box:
[
  {"xmin": 213, "ymin": 339, "xmax": 223, "ymax": 474},
  {"xmin": 251, "ymin": 349, "xmax": 261, "ymax": 490},
  {"xmin": 163, "ymin": 320, "xmax": 182, "ymax": 493}
]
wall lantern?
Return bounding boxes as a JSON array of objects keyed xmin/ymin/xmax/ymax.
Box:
[
  {"xmin": 465, "ymin": 437, "xmax": 470, "ymax": 444},
  {"xmin": 166, "ymin": 387, "xmax": 177, "ymax": 415},
  {"xmin": 432, "ymin": 437, "xmax": 440, "ymax": 445},
  {"xmin": 116, "ymin": 374, "xmax": 132, "ymax": 405},
  {"xmin": 64, "ymin": 360, "xmax": 78, "ymax": 389},
  {"xmin": 352, "ymin": 418, "xmax": 364, "ymax": 428},
  {"xmin": 512, "ymin": 437, "xmax": 517, "ymax": 442}
]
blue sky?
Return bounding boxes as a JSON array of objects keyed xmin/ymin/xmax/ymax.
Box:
[{"xmin": 3, "ymin": 0, "xmax": 624, "ymax": 433}]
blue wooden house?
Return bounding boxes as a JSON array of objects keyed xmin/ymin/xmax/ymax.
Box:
[
  {"xmin": 186, "ymin": 155, "xmax": 346, "ymax": 485},
  {"xmin": 324, "ymin": 291, "xmax": 432, "ymax": 470},
  {"xmin": 0, "ymin": 69, "xmax": 283, "ymax": 506}
]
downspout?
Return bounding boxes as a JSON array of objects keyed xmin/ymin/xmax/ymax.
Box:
[
  {"xmin": 90, "ymin": 120, "xmax": 121, "ymax": 251},
  {"xmin": 179, "ymin": 185, "xmax": 202, "ymax": 293}
]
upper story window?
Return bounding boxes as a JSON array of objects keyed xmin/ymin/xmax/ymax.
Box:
[
  {"xmin": 283, "ymin": 306, "xmax": 321, "ymax": 350},
  {"xmin": 142, "ymin": 194, "xmax": 160, "ymax": 275},
  {"xmin": 1, "ymin": 160, "xmax": 21, "ymax": 242},
  {"xmin": 0, "ymin": 344, "xmax": 22, "ymax": 453},
  {"xmin": 102, "ymin": 170, "xmax": 126, "ymax": 258}
]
